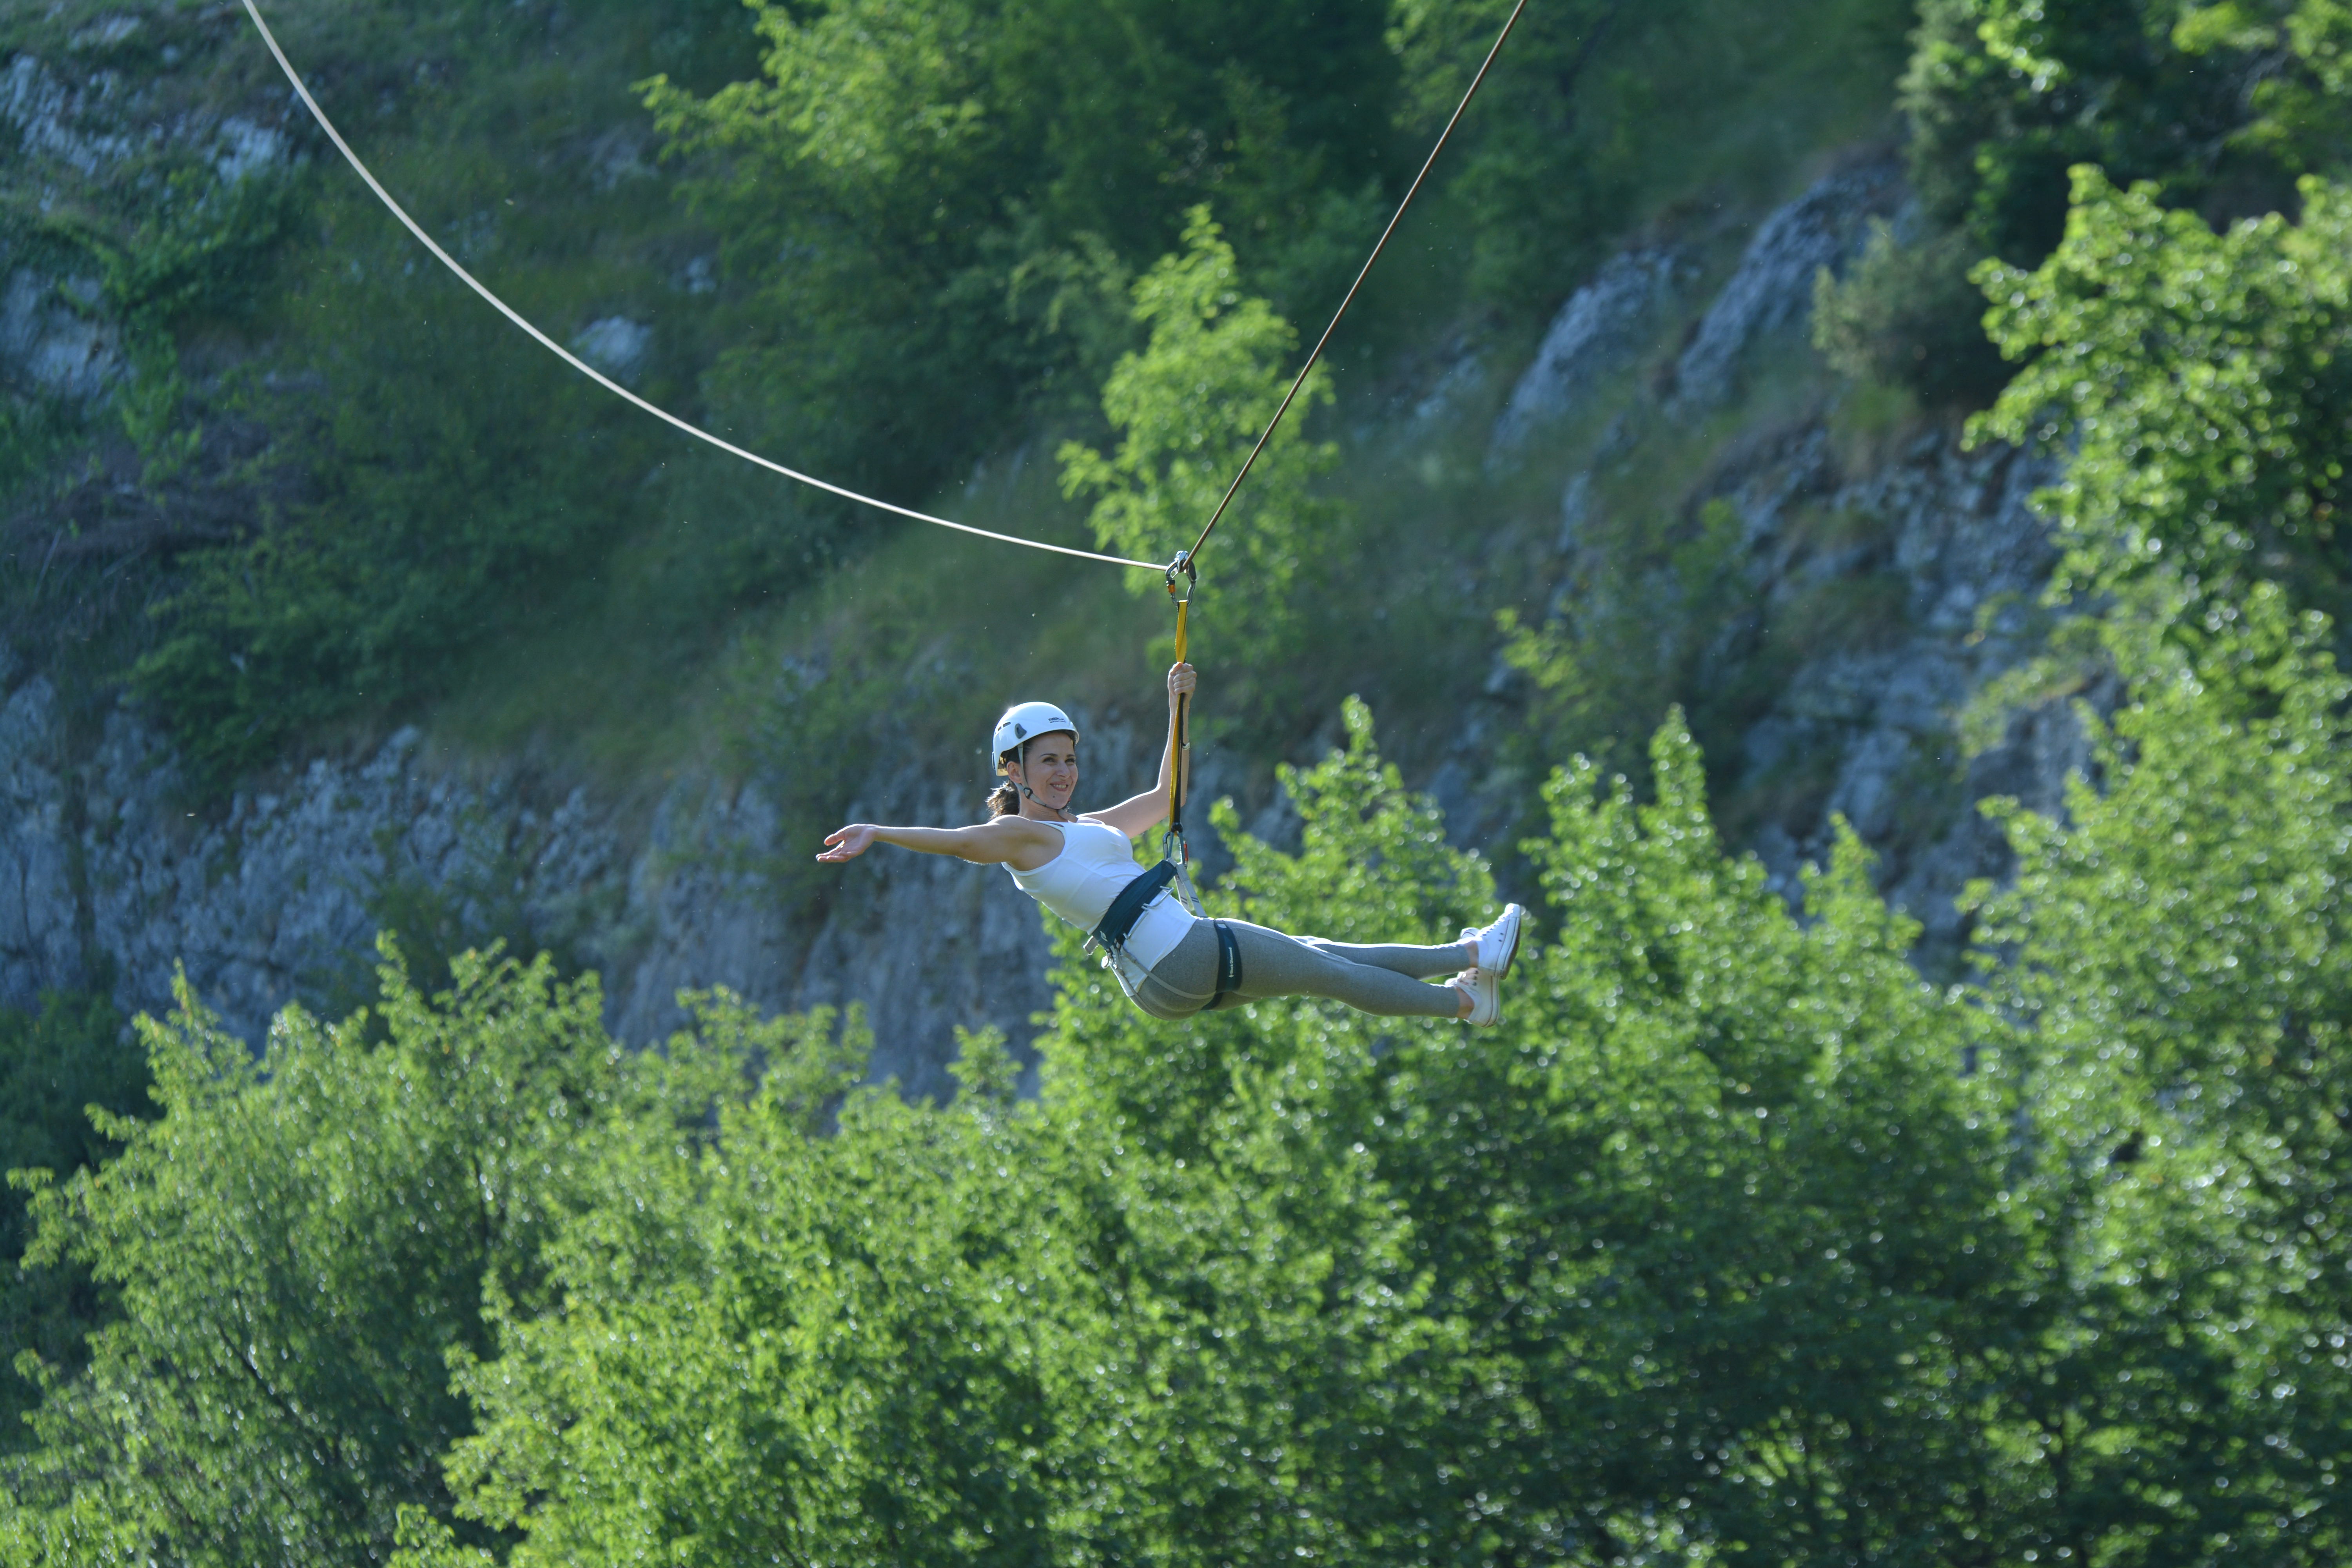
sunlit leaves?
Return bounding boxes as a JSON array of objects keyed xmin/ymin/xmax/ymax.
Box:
[
  {"xmin": 1975, "ymin": 169, "xmax": 2352, "ymax": 642},
  {"xmin": 1059, "ymin": 211, "xmax": 1341, "ymax": 724}
]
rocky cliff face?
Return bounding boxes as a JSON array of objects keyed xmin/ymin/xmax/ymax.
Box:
[
  {"xmin": 1701, "ymin": 425, "xmax": 2083, "ymax": 957},
  {"xmin": 1, "ymin": 159, "xmax": 2087, "ymax": 1081},
  {"xmin": 1479, "ymin": 153, "xmax": 2087, "ymax": 963},
  {"xmin": 0, "ymin": 673, "xmax": 1192, "ymax": 1100}
]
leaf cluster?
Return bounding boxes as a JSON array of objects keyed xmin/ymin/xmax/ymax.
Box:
[
  {"xmin": 1975, "ymin": 169, "xmax": 2352, "ymax": 652},
  {"xmin": 1058, "ymin": 212, "xmax": 1343, "ymax": 730},
  {"xmin": 0, "ymin": 987, "xmax": 139, "ymax": 1457}
]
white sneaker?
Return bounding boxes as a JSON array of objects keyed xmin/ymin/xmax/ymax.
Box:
[
  {"xmin": 1455, "ymin": 965, "xmax": 1500, "ymax": 1026},
  {"xmin": 1461, "ymin": 903, "xmax": 1525, "ymax": 978}
]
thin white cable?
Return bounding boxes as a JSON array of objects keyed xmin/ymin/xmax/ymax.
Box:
[{"xmin": 237, "ymin": 0, "xmax": 1161, "ymax": 573}]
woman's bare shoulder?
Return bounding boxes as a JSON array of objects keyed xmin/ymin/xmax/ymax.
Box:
[{"xmin": 985, "ymin": 814, "xmax": 1067, "ymax": 870}]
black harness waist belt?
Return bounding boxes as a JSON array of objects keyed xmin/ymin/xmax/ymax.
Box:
[{"xmin": 1093, "ymin": 860, "xmax": 1178, "ymax": 953}]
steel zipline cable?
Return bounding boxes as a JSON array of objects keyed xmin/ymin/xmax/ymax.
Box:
[
  {"xmin": 1179, "ymin": 0, "xmax": 1530, "ymax": 579},
  {"xmin": 236, "ymin": 0, "xmax": 1162, "ymax": 573},
  {"xmin": 240, "ymin": 0, "xmax": 1524, "ymax": 582}
]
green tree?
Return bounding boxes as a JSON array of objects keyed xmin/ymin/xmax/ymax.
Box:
[
  {"xmin": 2175, "ymin": 0, "xmax": 2352, "ymax": 174},
  {"xmin": 1951, "ymin": 111, "xmax": 2352, "ymax": 1558},
  {"xmin": 1974, "ymin": 169, "xmax": 2352, "ymax": 652},
  {"xmin": 1970, "ymin": 591, "xmax": 2352, "ymax": 1563},
  {"xmin": 422, "ymin": 701, "xmax": 2062, "ymax": 1566},
  {"xmin": 1352, "ymin": 717, "xmax": 2022, "ymax": 1563},
  {"xmin": 1901, "ymin": 0, "xmax": 2281, "ymax": 266},
  {"xmin": 2, "ymin": 949, "xmax": 627, "ymax": 1566},
  {"xmin": 1059, "ymin": 211, "xmax": 1343, "ymax": 728},
  {"xmin": 0, "ymin": 989, "xmax": 140, "ymax": 1456}
]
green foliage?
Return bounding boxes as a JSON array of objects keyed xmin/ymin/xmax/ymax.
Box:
[
  {"xmin": 4, "ymin": 948, "xmax": 628, "ymax": 1564},
  {"xmin": 0, "ymin": 989, "xmax": 139, "ymax": 1455},
  {"xmin": 1387, "ymin": 722, "xmax": 2017, "ymax": 1561},
  {"xmin": 642, "ymin": 0, "xmax": 1396, "ymax": 504},
  {"xmin": 1059, "ymin": 212, "xmax": 1339, "ymax": 724},
  {"xmin": 1957, "ymin": 107, "xmax": 2352, "ymax": 1557},
  {"xmin": 89, "ymin": 164, "xmax": 303, "ymax": 477},
  {"xmin": 1864, "ymin": 0, "xmax": 2342, "ymax": 426},
  {"xmin": 1900, "ymin": 0, "xmax": 2279, "ymax": 266},
  {"xmin": 12, "ymin": 679, "xmax": 2352, "ymax": 1561},
  {"xmin": 1970, "ymin": 587, "xmax": 2352, "ymax": 1561},
  {"xmin": 1812, "ymin": 220, "xmax": 2013, "ymax": 408},
  {"xmin": 2175, "ymin": 0, "xmax": 2352, "ymax": 172},
  {"xmin": 1974, "ymin": 169, "xmax": 2352, "ymax": 650},
  {"xmin": 126, "ymin": 217, "xmax": 659, "ymax": 789},
  {"xmin": 398, "ymin": 704, "xmax": 2056, "ymax": 1564}
]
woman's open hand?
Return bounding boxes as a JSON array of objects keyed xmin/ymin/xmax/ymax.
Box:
[
  {"xmin": 817, "ymin": 824, "xmax": 878, "ymax": 863},
  {"xmin": 1167, "ymin": 661, "xmax": 1197, "ymax": 710}
]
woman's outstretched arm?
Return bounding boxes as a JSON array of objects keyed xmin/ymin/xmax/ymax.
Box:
[
  {"xmin": 818, "ymin": 815, "xmax": 1062, "ymax": 869},
  {"xmin": 1091, "ymin": 662, "xmax": 1196, "ymax": 839}
]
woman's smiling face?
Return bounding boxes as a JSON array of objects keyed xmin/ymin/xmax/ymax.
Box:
[{"xmin": 1006, "ymin": 732, "xmax": 1078, "ymax": 813}]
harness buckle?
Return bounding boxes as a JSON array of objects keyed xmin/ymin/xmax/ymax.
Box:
[{"xmin": 1160, "ymin": 829, "xmax": 1206, "ymax": 917}]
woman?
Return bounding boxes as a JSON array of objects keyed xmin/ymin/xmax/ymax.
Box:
[{"xmin": 818, "ymin": 663, "xmax": 1523, "ymax": 1024}]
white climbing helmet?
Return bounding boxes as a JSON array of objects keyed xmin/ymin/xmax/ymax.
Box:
[{"xmin": 992, "ymin": 702, "xmax": 1078, "ymax": 763}]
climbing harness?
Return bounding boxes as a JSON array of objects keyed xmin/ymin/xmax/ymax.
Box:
[
  {"xmin": 236, "ymin": 0, "xmax": 1160, "ymax": 573},
  {"xmin": 1084, "ymin": 858, "xmax": 1180, "ymax": 1002},
  {"xmin": 1083, "ymin": 868, "xmax": 1241, "ymax": 1016}
]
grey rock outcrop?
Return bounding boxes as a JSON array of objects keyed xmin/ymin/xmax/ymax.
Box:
[
  {"xmin": 0, "ymin": 693, "xmax": 1194, "ymax": 1100},
  {"xmin": 1, "ymin": 54, "xmax": 134, "ymax": 175},
  {"xmin": 0, "ymin": 675, "xmax": 79, "ymax": 1004},
  {"xmin": 1, "ymin": 270, "xmax": 120, "ymax": 401},
  {"xmin": 571, "ymin": 317, "xmax": 653, "ymax": 384},
  {"xmin": 0, "ymin": 47, "xmax": 288, "ymax": 405},
  {"xmin": 1668, "ymin": 157, "xmax": 1902, "ymax": 415},
  {"xmin": 1490, "ymin": 249, "xmax": 1681, "ymax": 461},
  {"xmin": 1715, "ymin": 426, "xmax": 2080, "ymax": 955}
]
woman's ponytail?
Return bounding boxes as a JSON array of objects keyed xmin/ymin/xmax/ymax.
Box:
[{"xmin": 986, "ymin": 743, "xmax": 1023, "ymax": 817}]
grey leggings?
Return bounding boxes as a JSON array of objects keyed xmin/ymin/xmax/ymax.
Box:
[{"xmin": 1129, "ymin": 919, "xmax": 1467, "ymax": 1021}]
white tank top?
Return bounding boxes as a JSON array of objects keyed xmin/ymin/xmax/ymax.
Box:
[{"xmin": 1005, "ymin": 819, "xmax": 1194, "ymax": 970}]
